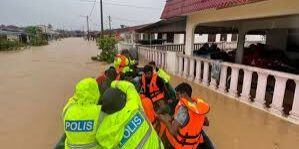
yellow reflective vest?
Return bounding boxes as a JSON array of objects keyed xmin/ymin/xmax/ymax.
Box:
[
  {"xmin": 156, "ymin": 68, "xmax": 171, "ymax": 83},
  {"xmin": 96, "ymin": 80, "xmax": 164, "ymax": 149},
  {"xmin": 63, "ymin": 78, "xmax": 103, "ymax": 149},
  {"xmin": 114, "ymin": 55, "xmax": 134, "ymax": 74}
]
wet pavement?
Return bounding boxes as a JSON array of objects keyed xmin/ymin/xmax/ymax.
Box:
[{"xmin": 0, "ymin": 38, "xmax": 299, "ymax": 149}]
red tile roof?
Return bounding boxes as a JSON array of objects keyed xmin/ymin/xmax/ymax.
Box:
[{"xmin": 161, "ymin": 0, "xmax": 266, "ymax": 19}]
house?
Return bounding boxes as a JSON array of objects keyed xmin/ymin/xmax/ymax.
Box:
[
  {"xmin": 0, "ymin": 25, "xmax": 28, "ymax": 43},
  {"xmin": 138, "ymin": 0, "xmax": 299, "ymax": 125}
]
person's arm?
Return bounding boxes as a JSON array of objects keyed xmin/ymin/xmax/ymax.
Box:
[
  {"xmin": 158, "ymin": 114, "xmax": 181, "ymax": 137},
  {"xmin": 159, "ymin": 106, "xmax": 189, "ymax": 136},
  {"xmin": 155, "ymin": 77, "xmax": 168, "ymax": 114},
  {"xmin": 156, "ymin": 100, "xmax": 167, "ymax": 114}
]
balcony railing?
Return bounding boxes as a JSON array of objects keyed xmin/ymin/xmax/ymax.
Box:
[
  {"xmin": 139, "ymin": 44, "xmax": 185, "ymax": 53},
  {"xmin": 138, "ymin": 46, "xmax": 299, "ymax": 125}
]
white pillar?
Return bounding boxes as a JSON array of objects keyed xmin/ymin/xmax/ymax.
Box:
[
  {"xmin": 185, "ymin": 22, "xmax": 195, "ymax": 56},
  {"xmin": 202, "ymin": 62, "xmax": 210, "ymax": 86},
  {"xmin": 157, "ymin": 52, "xmax": 161, "ymax": 66},
  {"xmin": 229, "ymin": 67, "xmax": 240, "ymax": 97},
  {"xmin": 178, "ymin": 56, "xmax": 183, "ymax": 76},
  {"xmin": 289, "ymin": 80, "xmax": 299, "ymax": 124},
  {"xmin": 194, "ymin": 60, "xmax": 202, "ymax": 84},
  {"xmin": 183, "ymin": 57, "xmax": 189, "ymax": 78},
  {"xmin": 270, "ymin": 76, "xmax": 287, "ymax": 116},
  {"xmin": 240, "ymin": 70, "xmax": 253, "ymax": 103},
  {"xmin": 218, "ymin": 65, "xmax": 228, "ymax": 93},
  {"xmin": 188, "ymin": 58, "xmax": 195, "ymax": 81},
  {"xmin": 235, "ymin": 30, "xmax": 246, "ymax": 63},
  {"xmin": 253, "ymin": 72, "xmax": 268, "ymax": 109},
  {"xmin": 162, "ymin": 53, "xmax": 165, "ymax": 68}
]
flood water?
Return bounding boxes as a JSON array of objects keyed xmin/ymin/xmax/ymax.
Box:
[
  {"xmin": 0, "ymin": 38, "xmax": 108, "ymax": 149},
  {"xmin": 0, "ymin": 38, "xmax": 298, "ymax": 149}
]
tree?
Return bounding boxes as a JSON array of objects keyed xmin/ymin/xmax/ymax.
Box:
[
  {"xmin": 96, "ymin": 36, "xmax": 118, "ymax": 63},
  {"xmin": 25, "ymin": 26, "xmax": 48, "ymax": 46}
]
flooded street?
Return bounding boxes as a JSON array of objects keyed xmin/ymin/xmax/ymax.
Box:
[
  {"xmin": 0, "ymin": 38, "xmax": 108, "ymax": 149},
  {"xmin": 0, "ymin": 38, "xmax": 299, "ymax": 149}
]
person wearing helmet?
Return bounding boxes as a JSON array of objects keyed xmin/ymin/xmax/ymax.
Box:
[
  {"xmin": 96, "ymin": 80, "xmax": 164, "ymax": 149},
  {"xmin": 62, "ymin": 78, "xmax": 103, "ymax": 149}
]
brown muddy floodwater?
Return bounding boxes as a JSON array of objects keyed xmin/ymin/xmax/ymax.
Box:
[
  {"xmin": 0, "ymin": 38, "xmax": 299, "ymax": 149},
  {"xmin": 0, "ymin": 38, "xmax": 108, "ymax": 149}
]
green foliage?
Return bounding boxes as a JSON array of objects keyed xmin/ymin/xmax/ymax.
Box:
[
  {"xmin": 25, "ymin": 26, "xmax": 48, "ymax": 46},
  {"xmin": 96, "ymin": 36, "xmax": 118, "ymax": 63},
  {"xmin": 0, "ymin": 39, "xmax": 24, "ymax": 51}
]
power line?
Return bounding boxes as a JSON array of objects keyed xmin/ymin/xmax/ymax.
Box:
[
  {"xmin": 79, "ymin": 0, "xmax": 162, "ymax": 10},
  {"xmin": 89, "ymin": 0, "xmax": 97, "ymax": 17}
]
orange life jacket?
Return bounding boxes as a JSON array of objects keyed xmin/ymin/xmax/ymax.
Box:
[
  {"xmin": 141, "ymin": 73, "xmax": 165, "ymax": 103},
  {"xmin": 141, "ymin": 95, "xmax": 157, "ymax": 124},
  {"xmin": 166, "ymin": 97, "xmax": 210, "ymax": 149},
  {"xmin": 116, "ymin": 54, "xmax": 127, "ymax": 73}
]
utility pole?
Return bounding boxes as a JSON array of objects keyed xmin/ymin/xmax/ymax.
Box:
[
  {"xmin": 86, "ymin": 16, "xmax": 90, "ymax": 41},
  {"xmin": 108, "ymin": 16, "xmax": 112, "ymax": 36},
  {"xmin": 100, "ymin": 0, "xmax": 104, "ymax": 38}
]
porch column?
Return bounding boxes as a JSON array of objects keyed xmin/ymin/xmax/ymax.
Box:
[
  {"xmin": 240, "ymin": 70, "xmax": 253, "ymax": 103},
  {"xmin": 185, "ymin": 23, "xmax": 195, "ymax": 56},
  {"xmin": 254, "ymin": 72, "xmax": 268, "ymax": 109},
  {"xmin": 289, "ymin": 80, "xmax": 299, "ymax": 124},
  {"xmin": 270, "ymin": 76, "xmax": 287, "ymax": 116},
  {"xmin": 235, "ymin": 29, "xmax": 246, "ymax": 63},
  {"xmin": 218, "ymin": 65, "xmax": 228, "ymax": 93},
  {"xmin": 228, "ymin": 67, "xmax": 240, "ymax": 97}
]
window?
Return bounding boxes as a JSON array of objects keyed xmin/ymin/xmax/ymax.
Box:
[
  {"xmin": 208, "ymin": 34, "xmax": 216, "ymax": 42},
  {"xmin": 220, "ymin": 34, "xmax": 227, "ymax": 41},
  {"xmin": 231, "ymin": 34, "xmax": 238, "ymax": 41}
]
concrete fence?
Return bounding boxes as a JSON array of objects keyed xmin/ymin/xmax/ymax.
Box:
[
  {"xmin": 138, "ymin": 46, "xmax": 299, "ymax": 125},
  {"xmin": 140, "ymin": 44, "xmax": 185, "ymax": 53}
]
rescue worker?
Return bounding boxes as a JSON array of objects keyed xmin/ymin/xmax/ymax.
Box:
[
  {"xmin": 148, "ymin": 61, "xmax": 177, "ymax": 115},
  {"xmin": 96, "ymin": 66, "xmax": 117, "ymax": 85},
  {"xmin": 114, "ymin": 49, "xmax": 136, "ymax": 80},
  {"xmin": 140, "ymin": 65, "xmax": 168, "ymax": 115},
  {"xmin": 63, "ymin": 78, "xmax": 103, "ymax": 149},
  {"xmin": 158, "ymin": 83, "xmax": 210, "ymax": 149},
  {"xmin": 148, "ymin": 61, "xmax": 170, "ymax": 83},
  {"xmin": 96, "ymin": 80, "xmax": 164, "ymax": 148}
]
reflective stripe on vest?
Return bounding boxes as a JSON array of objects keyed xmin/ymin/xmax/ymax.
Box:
[
  {"xmin": 67, "ymin": 142, "xmax": 97, "ymax": 149},
  {"xmin": 119, "ymin": 110, "xmax": 161, "ymax": 149},
  {"xmin": 64, "ymin": 104, "xmax": 105, "ymax": 149}
]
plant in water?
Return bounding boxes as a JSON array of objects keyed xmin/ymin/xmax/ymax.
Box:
[{"xmin": 96, "ymin": 36, "xmax": 118, "ymax": 63}]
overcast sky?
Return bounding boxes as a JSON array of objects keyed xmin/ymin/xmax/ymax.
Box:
[{"xmin": 0, "ymin": 0, "xmax": 166, "ymax": 30}]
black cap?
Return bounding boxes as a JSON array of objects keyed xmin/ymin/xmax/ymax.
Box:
[{"xmin": 101, "ymin": 88, "xmax": 127, "ymax": 114}]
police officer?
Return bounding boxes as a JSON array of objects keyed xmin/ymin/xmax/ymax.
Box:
[
  {"xmin": 96, "ymin": 80, "xmax": 164, "ymax": 149},
  {"xmin": 63, "ymin": 78, "xmax": 103, "ymax": 149},
  {"xmin": 114, "ymin": 50, "xmax": 136, "ymax": 80}
]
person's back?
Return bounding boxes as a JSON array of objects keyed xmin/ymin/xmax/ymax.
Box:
[
  {"xmin": 63, "ymin": 78, "xmax": 102, "ymax": 149},
  {"xmin": 96, "ymin": 81, "xmax": 164, "ymax": 149}
]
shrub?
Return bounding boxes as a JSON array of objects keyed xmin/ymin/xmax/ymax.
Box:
[
  {"xmin": 0, "ymin": 39, "xmax": 24, "ymax": 51},
  {"xmin": 96, "ymin": 36, "xmax": 118, "ymax": 63},
  {"xmin": 25, "ymin": 26, "xmax": 48, "ymax": 46}
]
